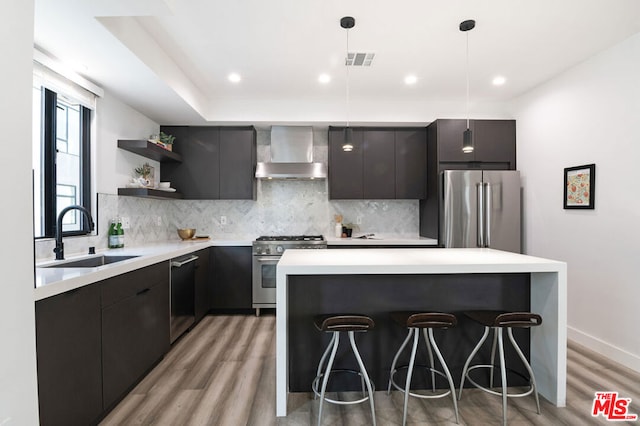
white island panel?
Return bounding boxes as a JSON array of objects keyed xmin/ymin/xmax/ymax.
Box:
[{"xmin": 275, "ymin": 248, "xmax": 567, "ymax": 416}]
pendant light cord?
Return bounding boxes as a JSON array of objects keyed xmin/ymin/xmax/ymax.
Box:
[
  {"xmin": 466, "ymin": 30, "xmax": 470, "ymax": 129},
  {"xmin": 346, "ymin": 28, "xmax": 350, "ymax": 128}
]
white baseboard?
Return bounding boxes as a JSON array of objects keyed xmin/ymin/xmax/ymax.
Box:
[{"xmin": 568, "ymin": 325, "xmax": 640, "ymax": 373}]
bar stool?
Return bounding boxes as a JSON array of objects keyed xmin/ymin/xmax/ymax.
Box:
[
  {"xmin": 387, "ymin": 312, "xmax": 459, "ymax": 425},
  {"xmin": 311, "ymin": 314, "xmax": 376, "ymax": 426},
  {"xmin": 458, "ymin": 311, "xmax": 542, "ymax": 426}
]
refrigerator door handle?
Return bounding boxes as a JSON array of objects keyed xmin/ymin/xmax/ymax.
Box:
[
  {"xmin": 484, "ymin": 182, "xmax": 491, "ymax": 247},
  {"xmin": 477, "ymin": 183, "xmax": 484, "ymax": 247}
]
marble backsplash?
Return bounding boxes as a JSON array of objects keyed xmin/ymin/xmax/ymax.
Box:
[{"xmin": 34, "ymin": 128, "xmax": 419, "ymax": 261}]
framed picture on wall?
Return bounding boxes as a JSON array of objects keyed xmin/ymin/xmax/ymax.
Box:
[{"xmin": 564, "ymin": 164, "xmax": 595, "ymax": 209}]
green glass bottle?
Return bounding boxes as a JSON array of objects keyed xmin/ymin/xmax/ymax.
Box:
[
  {"xmin": 116, "ymin": 218, "xmax": 124, "ymax": 248},
  {"xmin": 108, "ymin": 219, "xmax": 118, "ymax": 249}
]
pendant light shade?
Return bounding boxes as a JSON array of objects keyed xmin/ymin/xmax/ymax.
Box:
[
  {"xmin": 341, "ymin": 16, "xmax": 355, "ymax": 152},
  {"xmin": 342, "ymin": 127, "xmax": 354, "ymax": 152},
  {"xmin": 460, "ymin": 19, "xmax": 475, "ymax": 154}
]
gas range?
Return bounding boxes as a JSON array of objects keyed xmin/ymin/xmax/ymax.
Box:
[
  {"xmin": 252, "ymin": 235, "xmax": 327, "ymax": 313},
  {"xmin": 253, "ymin": 235, "xmax": 327, "ymax": 256}
]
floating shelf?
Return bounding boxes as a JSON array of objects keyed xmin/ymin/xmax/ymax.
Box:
[
  {"xmin": 117, "ymin": 188, "xmax": 183, "ymax": 200},
  {"xmin": 117, "ymin": 140, "xmax": 182, "ymax": 163}
]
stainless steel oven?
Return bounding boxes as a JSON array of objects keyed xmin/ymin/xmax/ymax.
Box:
[{"xmin": 252, "ymin": 235, "xmax": 326, "ymax": 315}]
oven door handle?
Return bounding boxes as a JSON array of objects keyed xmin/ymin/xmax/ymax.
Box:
[{"xmin": 255, "ymin": 257, "xmax": 280, "ymax": 263}]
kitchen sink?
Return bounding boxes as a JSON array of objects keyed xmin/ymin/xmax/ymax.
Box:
[{"xmin": 41, "ymin": 255, "xmax": 140, "ymax": 268}]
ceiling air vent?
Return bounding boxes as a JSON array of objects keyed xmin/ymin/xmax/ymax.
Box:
[{"xmin": 346, "ymin": 52, "xmax": 375, "ymax": 67}]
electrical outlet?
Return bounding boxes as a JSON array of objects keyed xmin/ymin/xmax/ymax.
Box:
[
  {"xmin": 356, "ymin": 216, "xmax": 363, "ymax": 225},
  {"xmin": 156, "ymin": 216, "xmax": 162, "ymax": 226},
  {"xmin": 121, "ymin": 217, "xmax": 130, "ymax": 229},
  {"xmin": 220, "ymin": 215, "xmax": 227, "ymax": 226}
]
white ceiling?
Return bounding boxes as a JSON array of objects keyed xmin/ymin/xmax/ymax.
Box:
[{"xmin": 34, "ymin": 0, "xmax": 640, "ymax": 125}]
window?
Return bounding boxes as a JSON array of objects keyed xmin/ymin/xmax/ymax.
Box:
[{"xmin": 32, "ymin": 85, "xmax": 92, "ymax": 238}]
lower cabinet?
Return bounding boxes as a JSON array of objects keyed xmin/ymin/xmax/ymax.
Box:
[
  {"xmin": 35, "ymin": 261, "xmax": 170, "ymax": 425},
  {"xmin": 36, "ymin": 284, "xmax": 103, "ymax": 426},
  {"xmin": 211, "ymin": 246, "xmax": 252, "ymax": 310},
  {"xmin": 101, "ymin": 262, "xmax": 170, "ymax": 410}
]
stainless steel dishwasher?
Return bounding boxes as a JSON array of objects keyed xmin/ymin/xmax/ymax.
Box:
[{"xmin": 170, "ymin": 254, "xmax": 198, "ymax": 343}]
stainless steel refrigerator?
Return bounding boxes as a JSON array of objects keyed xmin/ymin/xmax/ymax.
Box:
[{"xmin": 440, "ymin": 170, "xmax": 521, "ymax": 253}]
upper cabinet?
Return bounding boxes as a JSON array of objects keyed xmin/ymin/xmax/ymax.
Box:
[
  {"xmin": 160, "ymin": 126, "xmax": 256, "ymax": 200},
  {"xmin": 329, "ymin": 126, "xmax": 427, "ymax": 200},
  {"xmin": 429, "ymin": 119, "xmax": 516, "ymax": 170}
]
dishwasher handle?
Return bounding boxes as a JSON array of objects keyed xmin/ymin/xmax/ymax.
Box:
[{"xmin": 171, "ymin": 255, "xmax": 198, "ymax": 268}]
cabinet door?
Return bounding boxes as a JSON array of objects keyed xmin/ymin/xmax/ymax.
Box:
[
  {"xmin": 36, "ymin": 285, "xmax": 102, "ymax": 426},
  {"xmin": 219, "ymin": 127, "xmax": 256, "ymax": 199},
  {"xmin": 395, "ymin": 128, "xmax": 427, "ymax": 199},
  {"xmin": 161, "ymin": 126, "xmax": 220, "ymax": 199},
  {"xmin": 328, "ymin": 127, "xmax": 364, "ymax": 199},
  {"xmin": 102, "ymin": 267, "xmax": 170, "ymax": 409},
  {"xmin": 211, "ymin": 246, "xmax": 252, "ymax": 309},
  {"xmin": 194, "ymin": 248, "xmax": 211, "ymax": 323},
  {"xmin": 473, "ymin": 119, "xmax": 516, "ymax": 167},
  {"xmin": 363, "ymin": 129, "xmax": 395, "ymax": 199},
  {"xmin": 435, "ymin": 119, "xmax": 470, "ymax": 163}
]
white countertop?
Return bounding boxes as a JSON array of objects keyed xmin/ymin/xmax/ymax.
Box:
[
  {"xmin": 278, "ymin": 247, "xmax": 565, "ymax": 274},
  {"xmin": 325, "ymin": 236, "xmax": 438, "ymax": 246},
  {"xmin": 34, "ymin": 238, "xmax": 252, "ymax": 301}
]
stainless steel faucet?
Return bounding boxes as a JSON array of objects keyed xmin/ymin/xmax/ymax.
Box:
[{"xmin": 53, "ymin": 205, "xmax": 95, "ymax": 260}]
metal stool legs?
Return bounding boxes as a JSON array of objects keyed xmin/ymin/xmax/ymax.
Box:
[
  {"xmin": 313, "ymin": 330, "xmax": 376, "ymax": 426},
  {"xmin": 459, "ymin": 326, "xmax": 541, "ymax": 426},
  {"xmin": 388, "ymin": 327, "xmax": 459, "ymax": 425}
]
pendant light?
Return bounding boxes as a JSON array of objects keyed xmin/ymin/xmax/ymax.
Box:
[
  {"xmin": 460, "ymin": 19, "xmax": 475, "ymax": 154},
  {"xmin": 340, "ymin": 16, "xmax": 355, "ymax": 152}
]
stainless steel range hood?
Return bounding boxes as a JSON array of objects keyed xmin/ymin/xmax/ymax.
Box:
[{"xmin": 255, "ymin": 126, "xmax": 327, "ymax": 179}]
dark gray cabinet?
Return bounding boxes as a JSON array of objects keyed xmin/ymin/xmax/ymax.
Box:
[
  {"xmin": 329, "ymin": 126, "xmax": 427, "ymax": 200},
  {"xmin": 160, "ymin": 126, "xmax": 220, "ymax": 199},
  {"xmin": 395, "ymin": 128, "xmax": 427, "ymax": 199},
  {"xmin": 194, "ymin": 248, "xmax": 211, "ymax": 322},
  {"xmin": 363, "ymin": 129, "xmax": 395, "ymax": 199},
  {"xmin": 430, "ymin": 119, "xmax": 516, "ymax": 170},
  {"xmin": 328, "ymin": 127, "xmax": 364, "ymax": 199},
  {"xmin": 160, "ymin": 126, "xmax": 256, "ymax": 200},
  {"xmin": 211, "ymin": 246, "xmax": 252, "ymax": 310},
  {"xmin": 101, "ymin": 262, "xmax": 170, "ymax": 410},
  {"xmin": 219, "ymin": 128, "xmax": 257, "ymax": 199},
  {"xmin": 36, "ymin": 285, "xmax": 103, "ymax": 426}
]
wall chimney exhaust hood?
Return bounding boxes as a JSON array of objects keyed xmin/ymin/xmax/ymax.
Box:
[{"xmin": 255, "ymin": 126, "xmax": 327, "ymax": 179}]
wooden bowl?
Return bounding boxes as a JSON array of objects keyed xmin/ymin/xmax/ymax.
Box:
[{"xmin": 177, "ymin": 228, "xmax": 196, "ymax": 240}]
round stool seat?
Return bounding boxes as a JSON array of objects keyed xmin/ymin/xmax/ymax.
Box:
[
  {"xmin": 314, "ymin": 314, "xmax": 375, "ymax": 332},
  {"xmin": 391, "ymin": 311, "xmax": 457, "ymax": 329},
  {"xmin": 464, "ymin": 310, "xmax": 542, "ymax": 328}
]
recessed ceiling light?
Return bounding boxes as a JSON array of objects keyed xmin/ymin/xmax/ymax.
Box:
[
  {"xmin": 228, "ymin": 73, "xmax": 241, "ymax": 83},
  {"xmin": 318, "ymin": 74, "xmax": 331, "ymax": 84},
  {"xmin": 404, "ymin": 75, "xmax": 418, "ymax": 85},
  {"xmin": 492, "ymin": 76, "xmax": 506, "ymax": 86}
]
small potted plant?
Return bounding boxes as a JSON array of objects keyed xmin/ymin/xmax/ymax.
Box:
[
  {"xmin": 156, "ymin": 131, "xmax": 175, "ymax": 151},
  {"xmin": 134, "ymin": 162, "xmax": 154, "ymax": 187}
]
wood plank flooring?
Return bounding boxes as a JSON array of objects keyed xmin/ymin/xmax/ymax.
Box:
[{"xmin": 100, "ymin": 314, "xmax": 640, "ymax": 425}]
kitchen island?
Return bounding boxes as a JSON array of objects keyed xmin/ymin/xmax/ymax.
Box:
[{"xmin": 275, "ymin": 248, "xmax": 567, "ymax": 417}]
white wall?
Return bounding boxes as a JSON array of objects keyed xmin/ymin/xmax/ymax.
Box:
[
  {"xmin": 0, "ymin": 0, "xmax": 40, "ymax": 423},
  {"xmin": 95, "ymin": 92, "xmax": 160, "ymax": 194},
  {"xmin": 512, "ymin": 32, "xmax": 640, "ymax": 371}
]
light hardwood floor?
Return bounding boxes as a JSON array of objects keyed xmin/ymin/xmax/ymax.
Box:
[{"xmin": 100, "ymin": 314, "xmax": 640, "ymax": 425}]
